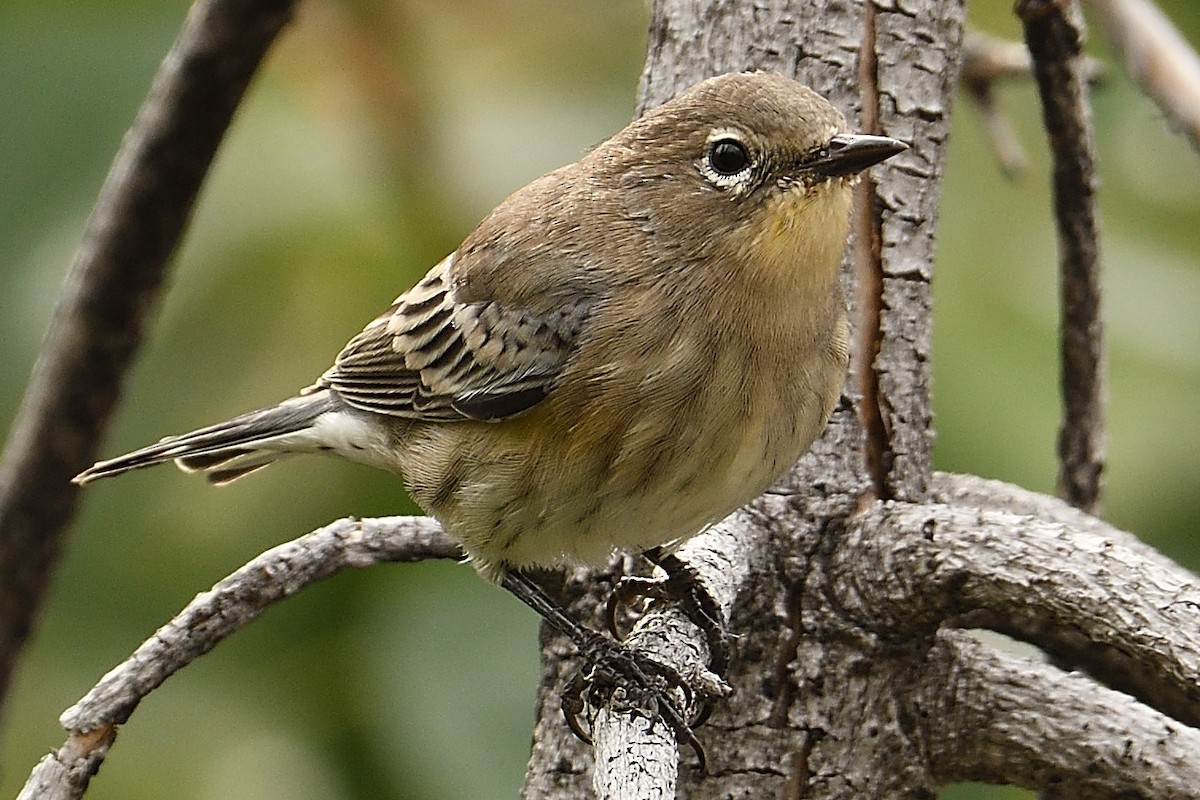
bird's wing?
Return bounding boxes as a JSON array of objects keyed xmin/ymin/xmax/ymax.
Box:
[{"xmin": 312, "ymin": 254, "xmax": 591, "ymax": 422}]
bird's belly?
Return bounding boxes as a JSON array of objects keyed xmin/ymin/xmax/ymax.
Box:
[
  {"xmin": 496, "ymin": 436, "xmax": 785, "ymax": 571},
  {"xmin": 403, "ymin": 314, "xmax": 847, "ymax": 583},
  {"xmin": 451, "ymin": 381, "xmax": 830, "ymax": 579}
]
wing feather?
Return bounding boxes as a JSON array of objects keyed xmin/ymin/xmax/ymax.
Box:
[{"xmin": 314, "ymin": 254, "xmax": 591, "ymax": 422}]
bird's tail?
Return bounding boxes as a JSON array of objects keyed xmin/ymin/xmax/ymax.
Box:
[{"xmin": 74, "ymin": 391, "xmax": 340, "ymax": 486}]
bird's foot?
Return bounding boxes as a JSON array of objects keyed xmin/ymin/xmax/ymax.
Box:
[
  {"xmin": 500, "ymin": 569, "xmax": 722, "ymax": 771},
  {"xmin": 561, "ymin": 630, "xmax": 708, "ymax": 773},
  {"xmin": 606, "ymin": 549, "xmax": 731, "ymax": 675}
]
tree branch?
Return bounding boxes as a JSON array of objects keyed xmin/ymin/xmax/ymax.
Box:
[
  {"xmin": 22, "ymin": 505, "xmax": 756, "ymax": 800},
  {"xmin": 0, "ymin": 0, "xmax": 296, "ymax": 724},
  {"xmin": 961, "ymin": 30, "xmax": 1106, "ymax": 176},
  {"xmin": 18, "ymin": 516, "xmax": 457, "ymax": 799},
  {"xmin": 62, "ymin": 516, "xmax": 455, "ymax": 731},
  {"xmin": 931, "ymin": 472, "xmax": 1200, "ymax": 726},
  {"xmin": 1017, "ymin": 0, "xmax": 1106, "ymax": 515},
  {"xmin": 1085, "ymin": 0, "xmax": 1200, "ymax": 153},
  {"xmin": 925, "ymin": 631, "xmax": 1200, "ymax": 797},
  {"xmin": 589, "ymin": 508, "xmax": 764, "ymax": 798},
  {"xmin": 21, "ymin": 481, "xmax": 1198, "ymax": 797},
  {"xmin": 525, "ymin": 466, "xmax": 1200, "ymax": 796},
  {"xmin": 839, "ymin": 483, "xmax": 1200, "ymax": 729},
  {"xmin": 929, "ymin": 471, "xmax": 1169, "ymax": 560},
  {"xmin": 16, "ymin": 727, "xmax": 117, "ymax": 800}
]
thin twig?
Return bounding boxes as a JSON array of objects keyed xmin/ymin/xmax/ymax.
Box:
[
  {"xmin": 961, "ymin": 31, "xmax": 1105, "ymax": 177},
  {"xmin": 1085, "ymin": 0, "xmax": 1200, "ymax": 153},
  {"xmin": 1016, "ymin": 0, "xmax": 1106, "ymax": 515},
  {"xmin": 0, "ymin": 0, "xmax": 296, "ymax": 726},
  {"xmin": 962, "ymin": 31, "xmax": 1048, "ymax": 175},
  {"xmin": 20, "ymin": 516, "xmax": 458, "ymax": 800}
]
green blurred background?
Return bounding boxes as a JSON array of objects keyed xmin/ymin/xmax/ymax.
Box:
[{"xmin": 1, "ymin": 1, "xmax": 1196, "ymax": 798}]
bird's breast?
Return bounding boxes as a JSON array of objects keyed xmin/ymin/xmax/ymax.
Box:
[
  {"xmin": 401, "ymin": 245, "xmax": 849, "ymax": 581},
  {"xmin": 433, "ymin": 288, "xmax": 846, "ymax": 577}
]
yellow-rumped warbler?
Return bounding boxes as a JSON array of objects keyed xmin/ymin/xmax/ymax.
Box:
[{"xmin": 76, "ymin": 71, "xmax": 904, "ymax": 735}]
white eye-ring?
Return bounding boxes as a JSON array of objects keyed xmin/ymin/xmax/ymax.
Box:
[{"xmin": 699, "ymin": 128, "xmax": 756, "ymax": 191}]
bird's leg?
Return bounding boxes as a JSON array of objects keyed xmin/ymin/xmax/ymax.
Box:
[
  {"xmin": 500, "ymin": 570, "xmax": 706, "ymax": 770},
  {"xmin": 606, "ymin": 547, "xmax": 730, "ymax": 675}
]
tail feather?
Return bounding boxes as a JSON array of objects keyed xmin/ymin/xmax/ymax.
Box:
[
  {"xmin": 204, "ymin": 460, "xmax": 275, "ymax": 486},
  {"xmin": 74, "ymin": 392, "xmax": 338, "ymax": 486}
]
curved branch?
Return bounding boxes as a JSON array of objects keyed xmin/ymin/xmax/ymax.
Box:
[
  {"xmin": 25, "ymin": 503, "xmax": 759, "ymax": 800},
  {"xmin": 930, "ymin": 471, "xmax": 1170, "ymax": 561},
  {"xmin": 61, "ymin": 516, "xmax": 456, "ymax": 731},
  {"xmin": 20, "ymin": 516, "xmax": 457, "ymax": 799},
  {"xmin": 0, "ymin": 0, "xmax": 296, "ymax": 722},
  {"xmin": 931, "ymin": 472, "xmax": 1200, "ymax": 725},
  {"xmin": 923, "ymin": 631, "xmax": 1200, "ymax": 797},
  {"xmin": 838, "ymin": 489, "xmax": 1200, "ymax": 728}
]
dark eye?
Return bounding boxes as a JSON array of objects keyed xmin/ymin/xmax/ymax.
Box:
[{"xmin": 707, "ymin": 138, "xmax": 751, "ymax": 176}]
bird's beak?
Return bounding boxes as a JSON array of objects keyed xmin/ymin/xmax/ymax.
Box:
[{"xmin": 806, "ymin": 133, "xmax": 907, "ymax": 178}]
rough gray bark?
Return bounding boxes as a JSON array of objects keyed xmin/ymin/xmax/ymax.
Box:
[
  {"xmin": 522, "ymin": 466, "xmax": 1200, "ymax": 799},
  {"xmin": 518, "ymin": 1, "xmax": 1200, "ymax": 799},
  {"xmin": 21, "ymin": 473, "xmax": 1200, "ymax": 798}
]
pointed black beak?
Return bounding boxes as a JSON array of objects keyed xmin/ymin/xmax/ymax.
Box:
[{"xmin": 806, "ymin": 133, "xmax": 907, "ymax": 178}]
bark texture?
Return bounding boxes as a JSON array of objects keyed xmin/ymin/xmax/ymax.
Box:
[
  {"xmin": 519, "ymin": 1, "xmax": 1200, "ymax": 798},
  {"xmin": 523, "ymin": 0, "xmax": 970, "ymax": 796}
]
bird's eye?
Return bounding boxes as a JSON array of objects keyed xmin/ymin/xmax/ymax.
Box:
[{"xmin": 707, "ymin": 138, "xmax": 751, "ymax": 176}]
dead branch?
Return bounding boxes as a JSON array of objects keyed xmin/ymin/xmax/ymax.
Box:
[
  {"xmin": 926, "ymin": 631, "xmax": 1200, "ymax": 796},
  {"xmin": 1085, "ymin": 0, "xmax": 1200, "ymax": 152},
  {"xmin": 19, "ymin": 472, "xmax": 1200, "ymax": 799},
  {"xmin": 0, "ymin": 0, "xmax": 296, "ymax": 724},
  {"xmin": 846, "ymin": 478, "xmax": 1200, "ymax": 729},
  {"xmin": 589, "ymin": 507, "xmax": 764, "ymax": 797},
  {"xmin": 1018, "ymin": 0, "xmax": 1107, "ymax": 515},
  {"xmin": 19, "ymin": 516, "xmax": 456, "ymax": 799},
  {"xmin": 960, "ymin": 30, "xmax": 1106, "ymax": 176}
]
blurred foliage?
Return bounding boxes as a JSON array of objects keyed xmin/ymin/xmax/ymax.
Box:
[{"xmin": 0, "ymin": 1, "xmax": 1196, "ymax": 798}]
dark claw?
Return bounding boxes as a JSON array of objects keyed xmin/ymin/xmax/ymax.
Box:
[
  {"xmin": 689, "ymin": 695, "xmax": 716, "ymax": 729},
  {"xmin": 561, "ymin": 671, "xmax": 593, "ymax": 744},
  {"xmin": 569, "ymin": 631, "xmax": 709, "ymax": 773},
  {"xmin": 501, "ymin": 569, "xmax": 716, "ymax": 772},
  {"xmin": 605, "ymin": 575, "xmax": 670, "ymax": 640},
  {"xmin": 609, "ymin": 549, "xmax": 731, "ymax": 674},
  {"xmin": 601, "ymin": 551, "xmax": 729, "ymax": 736}
]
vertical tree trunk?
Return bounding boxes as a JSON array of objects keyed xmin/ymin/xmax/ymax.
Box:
[{"xmin": 522, "ymin": 0, "xmax": 965, "ymax": 796}]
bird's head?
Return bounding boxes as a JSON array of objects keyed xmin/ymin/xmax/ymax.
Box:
[{"xmin": 598, "ymin": 71, "xmax": 907, "ymax": 290}]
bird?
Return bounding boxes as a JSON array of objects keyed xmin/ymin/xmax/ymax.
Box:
[{"xmin": 75, "ymin": 70, "xmax": 904, "ymax": 676}]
